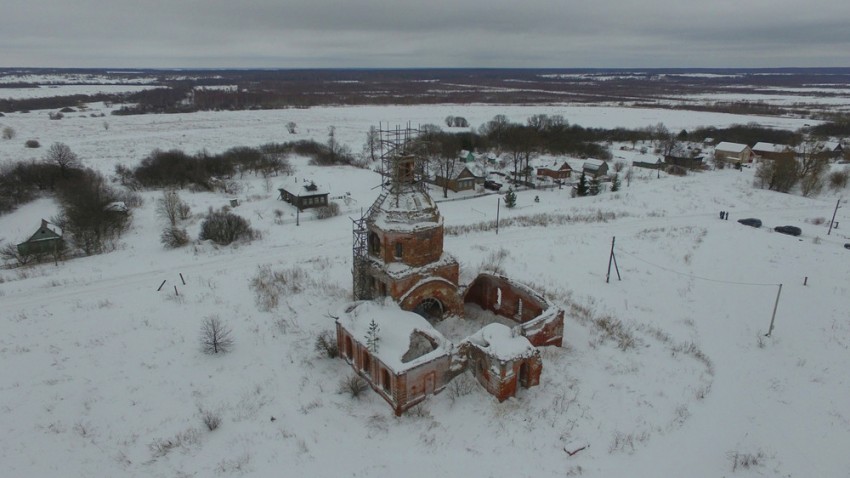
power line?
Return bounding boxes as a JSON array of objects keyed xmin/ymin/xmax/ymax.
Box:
[{"xmin": 614, "ymin": 247, "xmax": 779, "ymax": 287}]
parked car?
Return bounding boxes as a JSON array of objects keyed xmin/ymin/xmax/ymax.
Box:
[
  {"xmin": 484, "ymin": 179, "xmax": 502, "ymax": 191},
  {"xmin": 844, "ymin": 243, "xmax": 850, "ymax": 250},
  {"xmin": 737, "ymin": 218, "xmax": 762, "ymax": 228},
  {"xmin": 774, "ymin": 225, "xmax": 802, "ymax": 236}
]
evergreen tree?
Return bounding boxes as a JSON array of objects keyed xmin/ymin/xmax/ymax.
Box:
[
  {"xmin": 504, "ymin": 188, "xmax": 517, "ymax": 208},
  {"xmin": 610, "ymin": 173, "xmax": 621, "ymax": 192},
  {"xmin": 365, "ymin": 319, "xmax": 380, "ymax": 353},
  {"xmin": 576, "ymin": 172, "xmax": 588, "ymax": 197}
]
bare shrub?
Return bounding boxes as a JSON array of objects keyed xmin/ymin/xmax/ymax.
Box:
[
  {"xmin": 149, "ymin": 428, "xmax": 200, "ymax": 458},
  {"xmin": 24, "ymin": 139, "xmax": 40, "ymax": 148},
  {"xmin": 447, "ymin": 372, "xmax": 477, "ymax": 403},
  {"xmin": 1, "ymin": 242, "xmax": 33, "ymax": 266},
  {"xmin": 2, "ymin": 126, "xmax": 15, "ymax": 140},
  {"xmin": 314, "ymin": 202, "xmax": 340, "ymax": 219},
  {"xmin": 250, "ymin": 265, "xmax": 309, "ymax": 311},
  {"xmin": 286, "ymin": 121, "xmax": 297, "ymax": 134},
  {"xmin": 594, "ymin": 315, "xmax": 637, "ymax": 350},
  {"xmin": 200, "ymin": 316, "xmax": 234, "ymax": 354},
  {"xmin": 728, "ymin": 450, "xmax": 765, "ymax": 472},
  {"xmin": 274, "ymin": 209, "xmax": 285, "ymax": 225},
  {"xmin": 160, "ymin": 226, "xmax": 190, "ymax": 248},
  {"xmin": 828, "ymin": 168, "xmax": 849, "ymax": 191},
  {"xmin": 407, "ymin": 403, "xmax": 431, "ymax": 418},
  {"xmin": 201, "ymin": 409, "xmax": 221, "ymax": 431},
  {"xmin": 339, "ymin": 375, "xmax": 369, "ymax": 398},
  {"xmin": 199, "ymin": 207, "xmax": 257, "ymax": 245},
  {"xmin": 156, "ymin": 190, "xmax": 186, "ymax": 226},
  {"xmin": 314, "ymin": 330, "xmax": 339, "ymax": 358},
  {"xmin": 479, "ymin": 247, "xmax": 510, "ymax": 275}
]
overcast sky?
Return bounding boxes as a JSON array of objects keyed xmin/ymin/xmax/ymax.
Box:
[{"xmin": 3, "ymin": 0, "xmax": 850, "ymax": 68}]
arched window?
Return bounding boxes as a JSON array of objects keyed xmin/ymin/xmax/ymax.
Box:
[
  {"xmin": 369, "ymin": 232, "xmax": 381, "ymax": 256},
  {"xmin": 394, "ymin": 242, "xmax": 403, "ymax": 259}
]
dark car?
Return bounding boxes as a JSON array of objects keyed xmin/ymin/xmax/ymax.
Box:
[
  {"xmin": 844, "ymin": 243, "xmax": 850, "ymax": 250},
  {"xmin": 774, "ymin": 225, "xmax": 802, "ymax": 236},
  {"xmin": 737, "ymin": 218, "xmax": 762, "ymax": 228},
  {"xmin": 484, "ymin": 179, "xmax": 502, "ymax": 191}
]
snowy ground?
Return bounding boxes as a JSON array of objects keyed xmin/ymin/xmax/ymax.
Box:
[{"xmin": 1, "ymin": 102, "xmax": 849, "ymax": 477}]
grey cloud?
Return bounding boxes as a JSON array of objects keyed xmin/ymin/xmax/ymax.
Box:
[{"xmin": 2, "ymin": 0, "xmax": 849, "ymax": 67}]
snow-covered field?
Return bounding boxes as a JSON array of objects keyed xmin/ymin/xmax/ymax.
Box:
[
  {"xmin": 0, "ymin": 84, "xmax": 157, "ymax": 100},
  {"xmin": 1, "ymin": 101, "xmax": 849, "ymax": 477}
]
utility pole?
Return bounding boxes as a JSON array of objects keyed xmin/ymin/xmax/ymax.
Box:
[
  {"xmin": 496, "ymin": 197, "xmax": 501, "ymax": 235},
  {"xmin": 606, "ymin": 236, "xmax": 621, "ymax": 283},
  {"xmin": 765, "ymin": 283, "xmax": 783, "ymax": 337},
  {"xmin": 827, "ymin": 197, "xmax": 841, "ymax": 235}
]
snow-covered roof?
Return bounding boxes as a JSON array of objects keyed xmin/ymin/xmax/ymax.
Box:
[
  {"xmin": 752, "ymin": 142, "xmax": 790, "ymax": 153},
  {"xmin": 583, "ymin": 159, "xmax": 606, "ymax": 170},
  {"xmin": 714, "ymin": 142, "xmax": 749, "ymax": 153},
  {"xmin": 42, "ymin": 220, "xmax": 62, "ymax": 237},
  {"xmin": 337, "ymin": 300, "xmax": 451, "ymax": 372},
  {"xmin": 279, "ymin": 177, "xmax": 328, "ymax": 196},
  {"xmin": 462, "ymin": 323, "xmax": 537, "ymax": 361},
  {"xmin": 820, "ymin": 141, "xmax": 841, "ymax": 151},
  {"xmin": 105, "ymin": 201, "xmax": 128, "ymax": 213}
]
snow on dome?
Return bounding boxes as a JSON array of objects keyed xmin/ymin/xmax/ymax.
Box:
[{"xmin": 369, "ymin": 189, "xmax": 442, "ymax": 232}]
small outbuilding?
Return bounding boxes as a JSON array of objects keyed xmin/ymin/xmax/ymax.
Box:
[
  {"xmin": 17, "ymin": 219, "xmax": 64, "ymax": 257},
  {"xmin": 582, "ymin": 159, "xmax": 609, "ymax": 178}
]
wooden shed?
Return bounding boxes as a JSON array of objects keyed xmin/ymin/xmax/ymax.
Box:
[{"xmin": 17, "ymin": 219, "xmax": 64, "ymax": 257}]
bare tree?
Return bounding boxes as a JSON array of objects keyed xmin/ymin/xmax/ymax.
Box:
[
  {"xmin": 362, "ymin": 126, "xmax": 380, "ymax": 163},
  {"xmin": 44, "ymin": 142, "xmax": 81, "ymax": 177},
  {"xmin": 798, "ymin": 144, "xmax": 829, "ymax": 197},
  {"xmin": 200, "ymin": 316, "xmax": 234, "ymax": 354},
  {"xmin": 754, "ymin": 158, "xmax": 799, "ymax": 193},
  {"xmin": 286, "ymin": 121, "xmax": 297, "ymax": 134},
  {"xmin": 156, "ymin": 190, "xmax": 183, "ymax": 226},
  {"xmin": 2, "ymin": 126, "xmax": 14, "ymax": 140},
  {"xmin": 56, "ymin": 169, "xmax": 129, "ymax": 255}
]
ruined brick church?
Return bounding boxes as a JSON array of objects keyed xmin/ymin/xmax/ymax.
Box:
[{"xmin": 337, "ymin": 125, "xmax": 563, "ymax": 415}]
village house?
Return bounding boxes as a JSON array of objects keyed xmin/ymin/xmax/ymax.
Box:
[
  {"xmin": 278, "ymin": 178, "xmax": 329, "ymax": 210},
  {"xmin": 582, "ymin": 159, "xmax": 609, "ymax": 178},
  {"xmin": 536, "ymin": 162, "xmax": 573, "ymax": 181},
  {"xmin": 433, "ymin": 163, "xmax": 484, "ymax": 193},
  {"xmin": 16, "ymin": 219, "xmax": 63, "ymax": 257},
  {"xmin": 714, "ymin": 142, "xmax": 753, "ymax": 164},
  {"xmin": 815, "ymin": 141, "xmax": 844, "ymax": 160},
  {"xmin": 752, "ymin": 142, "xmax": 795, "ymax": 161}
]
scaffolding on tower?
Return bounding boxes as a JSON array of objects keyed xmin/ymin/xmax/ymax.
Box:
[{"xmin": 352, "ymin": 123, "xmax": 428, "ymax": 300}]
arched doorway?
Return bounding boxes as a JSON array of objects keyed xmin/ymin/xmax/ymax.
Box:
[
  {"xmin": 413, "ymin": 297, "xmax": 444, "ymax": 322},
  {"xmin": 519, "ymin": 362, "xmax": 530, "ymax": 388}
]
